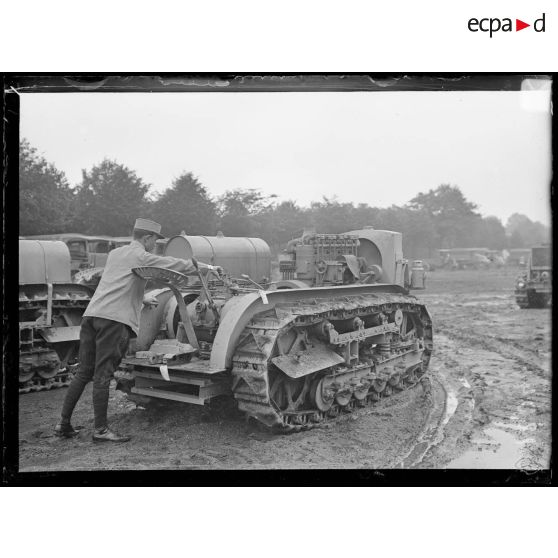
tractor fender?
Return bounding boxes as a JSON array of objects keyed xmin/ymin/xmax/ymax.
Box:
[
  {"xmin": 210, "ymin": 282, "xmax": 408, "ymax": 370},
  {"xmin": 272, "ymin": 279, "xmax": 309, "ymax": 290}
]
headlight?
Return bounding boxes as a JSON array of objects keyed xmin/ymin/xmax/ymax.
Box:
[{"xmin": 517, "ymin": 281, "xmax": 525, "ymax": 289}]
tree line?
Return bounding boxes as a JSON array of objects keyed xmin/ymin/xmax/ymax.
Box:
[{"xmin": 19, "ymin": 139, "xmax": 550, "ymax": 258}]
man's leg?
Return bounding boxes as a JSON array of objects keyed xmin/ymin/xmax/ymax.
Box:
[
  {"xmin": 91, "ymin": 318, "xmax": 130, "ymax": 436},
  {"xmin": 57, "ymin": 317, "xmax": 96, "ymax": 434}
]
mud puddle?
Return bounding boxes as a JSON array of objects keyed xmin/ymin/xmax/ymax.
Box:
[{"xmin": 445, "ymin": 427, "xmax": 534, "ymax": 469}]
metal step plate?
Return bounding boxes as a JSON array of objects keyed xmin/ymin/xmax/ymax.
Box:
[{"xmin": 271, "ymin": 343, "xmax": 345, "ymax": 378}]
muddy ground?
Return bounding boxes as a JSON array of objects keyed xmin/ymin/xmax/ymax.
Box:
[{"xmin": 18, "ymin": 268, "xmax": 551, "ymax": 471}]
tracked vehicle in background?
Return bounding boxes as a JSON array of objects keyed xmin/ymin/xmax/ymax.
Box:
[
  {"xmin": 19, "ymin": 240, "xmax": 92, "ymax": 393},
  {"xmin": 24, "ymin": 233, "xmax": 132, "ymax": 292},
  {"xmin": 515, "ymin": 244, "xmax": 552, "ymax": 308},
  {"xmin": 120, "ymin": 228, "xmax": 432, "ymax": 431}
]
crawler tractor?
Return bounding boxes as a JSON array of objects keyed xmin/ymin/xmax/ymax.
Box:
[
  {"xmin": 515, "ymin": 244, "xmax": 552, "ymax": 308},
  {"xmin": 120, "ymin": 229, "xmax": 432, "ymax": 431},
  {"xmin": 19, "ymin": 240, "xmax": 92, "ymax": 393}
]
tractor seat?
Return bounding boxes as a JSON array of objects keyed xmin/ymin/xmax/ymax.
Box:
[{"xmin": 132, "ymin": 267, "xmax": 190, "ymax": 289}]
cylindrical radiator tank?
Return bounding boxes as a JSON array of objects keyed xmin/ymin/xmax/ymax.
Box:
[
  {"xmin": 164, "ymin": 234, "xmax": 272, "ymax": 281},
  {"xmin": 344, "ymin": 228, "xmax": 404, "ymax": 284}
]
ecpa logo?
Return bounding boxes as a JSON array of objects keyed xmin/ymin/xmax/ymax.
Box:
[{"xmin": 468, "ymin": 13, "xmax": 546, "ymax": 37}]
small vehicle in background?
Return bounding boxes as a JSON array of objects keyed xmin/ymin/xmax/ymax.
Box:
[
  {"xmin": 438, "ymin": 248, "xmax": 491, "ymax": 270},
  {"xmin": 515, "ymin": 244, "xmax": 552, "ymax": 308}
]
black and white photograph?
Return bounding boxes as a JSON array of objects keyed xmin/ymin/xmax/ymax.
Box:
[{"xmin": 6, "ymin": 74, "xmax": 551, "ymax": 475}]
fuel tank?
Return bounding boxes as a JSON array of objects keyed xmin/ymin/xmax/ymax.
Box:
[
  {"xmin": 19, "ymin": 240, "xmax": 72, "ymax": 284},
  {"xmin": 165, "ymin": 233, "xmax": 272, "ymax": 281}
]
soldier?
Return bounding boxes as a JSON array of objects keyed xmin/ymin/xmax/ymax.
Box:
[{"xmin": 54, "ymin": 218, "xmax": 222, "ymax": 442}]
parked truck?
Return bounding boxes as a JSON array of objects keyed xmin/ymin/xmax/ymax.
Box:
[
  {"xmin": 507, "ymin": 248, "xmax": 532, "ymax": 268},
  {"xmin": 515, "ymin": 244, "xmax": 552, "ymax": 308},
  {"xmin": 438, "ymin": 248, "xmax": 491, "ymax": 270}
]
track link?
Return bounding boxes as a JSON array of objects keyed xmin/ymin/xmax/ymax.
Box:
[
  {"xmin": 231, "ymin": 292, "xmax": 433, "ymax": 432},
  {"xmin": 19, "ymin": 369, "xmax": 74, "ymax": 394}
]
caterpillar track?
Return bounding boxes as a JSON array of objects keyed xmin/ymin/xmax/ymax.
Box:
[
  {"xmin": 19, "ymin": 239, "xmax": 91, "ymax": 395},
  {"xmin": 19, "ymin": 368, "xmax": 75, "ymax": 394},
  {"xmin": 19, "ymin": 284, "xmax": 89, "ymax": 395},
  {"xmin": 230, "ymin": 291, "xmax": 433, "ymax": 432}
]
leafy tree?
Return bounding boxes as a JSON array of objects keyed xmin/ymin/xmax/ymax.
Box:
[
  {"xmin": 398, "ymin": 208, "xmax": 438, "ymax": 258},
  {"xmin": 409, "ymin": 184, "xmax": 478, "ymax": 217},
  {"xmin": 474, "ymin": 216, "xmax": 507, "ymax": 250},
  {"xmin": 151, "ymin": 172, "xmax": 217, "ymax": 236},
  {"xmin": 19, "ymin": 139, "xmax": 74, "ymax": 235},
  {"xmin": 506, "ymin": 213, "xmax": 550, "ymax": 247},
  {"xmin": 508, "ymin": 229, "xmax": 525, "ymax": 248},
  {"xmin": 506, "ymin": 213, "xmax": 531, "ymax": 236},
  {"xmin": 72, "ymin": 159, "xmax": 151, "ymax": 236},
  {"xmin": 217, "ymin": 188, "xmax": 277, "ymax": 237},
  {"xmin": 308, "ymin": 196, "xmax": 356, "ymax": 234},
  {"xmin": 368, "ymin": 206, "xmax": 405, "ymax": 234},
  {"xmin": 408, "ymin": 184, "xmax": 480, "ymax": 248},
  {"xmin": 352, "ymin": 203, "xmax": 382, "ymax": 230},
  {"xmin": 259, "ymin": 200, "xmax": 308, "ymax": 252}
]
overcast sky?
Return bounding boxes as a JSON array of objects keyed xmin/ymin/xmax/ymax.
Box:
[{"xmin": 20, "ymin": 87, "xmax": 552, "ymax": 226}]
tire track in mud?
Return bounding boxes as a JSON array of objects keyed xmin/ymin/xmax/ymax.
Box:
[
  {"xmin": 410, "ymin": 335, "xmax": 483, "ymax": 468},
  {"xmin": 395, "ymin": 332, "xmax": 480, "ymax": 468},
  {"xmin": 416, "ymin": 320, "xmax": 551, "ymax": 469},
  {"xmin": 389, "ymin": 376, "xmax": 448, "ymax": 468},
  {"xmin": 434, "ymin": 313, "xmax": 551, "ymax": 416},
  {"xmin": 235, "ymin": 386, "xmax": 437, "ymax": 469},
  {"xmin": 435, "ymin": 321, "xmax": 549, "ymax": 379}
]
